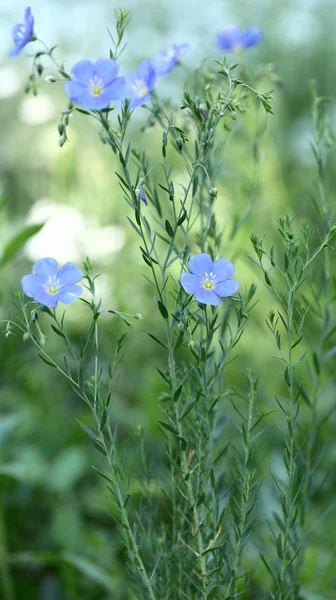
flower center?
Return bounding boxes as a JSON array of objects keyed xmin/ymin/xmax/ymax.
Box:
[
  {"xmin": 201, "ymin": 272, "xmax": 217, "ymax": 291},
  {"xmin": 46, "ymin": 275, "xmax": 61, "ymax": 295},
  {"xmin": 141, "ymin": 86, "xmax": 149, "ymax": 97},
  {"xmin": 89, "ymin": 76, "xmax": 104, "ymax": 96}
]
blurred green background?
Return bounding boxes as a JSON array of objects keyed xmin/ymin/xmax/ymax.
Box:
[{"xmin": 1, "ymin": 0, "xmax": 336, "ymax": 598}]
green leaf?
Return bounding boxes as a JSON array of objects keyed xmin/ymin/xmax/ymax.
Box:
[
  {"xmin": 0, "ymin": 223, "xmax": 44, "ymax": 268},
  {"xmin": 38, "ymin": 354, "xmax": 56, "ymax": 368},
  {"xmin": 165, "ymin": 219, "xmax": 174, "ymax": 237},
  {"xmin": 158, "ymin": 420, "xmax": 178, "ymax": 436},
  {"xmin": 51, "ymin": 324, "xmax": 66, "ymax": 338},
  {"xmin": 157, "ymin": 300, "xmax": 169, "ymax": 319}
]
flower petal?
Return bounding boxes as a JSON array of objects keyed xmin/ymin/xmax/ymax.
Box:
[
  {"xmin": 180, "ymin": 273, "xmax": 200, "ymax": 295},
  {"xmin": 70, "ymin": 59, "xmax": 95, "ymax": 83},
  {"xmin": 94, "ymin": 58, "xmax": 119, "ymax": 84},
  {"xmin": 21, "ymin": 274, "xmax": 58, "ymax": 308},
  {"xmin": 129, "ymin": 91, "xmax": 151, "ymax": 108},
  {"xmin": 64, "ymin": 80, "xmax": 85, "ymax": 104},
  {"xmin": 212, "ymin": 258, "xmax": 235, "ymax": 281},
  {"xmin": 241, "ymin": 28, "xmax": 262, "ymax": 48},
  {"xmin": 137, "ymin": 60, "xmax": 156, "ymax": 91},
  {"xmin": 216, "ymin": 26, "xmax": 242, "ymax": 51},
  {"xmin": 33, "ymin": 258, "xmax": 58, "ymax": 282},
  {"xmin": 57, "ymin": 285, "xmax": 82, "ymax": 304},
  {"xmin": 195, "ymin": 289, "xmax": 221, "ymax": 306},
  {"xmin": 188, "ymin": 253, "xmax": 212, "ymax": 276},
  {"xmin": 104, "ymin": 76, "xmax": 126, "ymax": 100},
  {"xmin": 215, "ymin": 279, "xmax": 239, "ymax": 297},
  {"xmin": 57, "ymin": 263, "xmax": 83, "ymax": 286}
]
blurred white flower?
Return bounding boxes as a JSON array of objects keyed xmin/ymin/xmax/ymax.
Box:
[
  {"xmin": 0, "ymin": 65, "xmax": 21, "ymax": 99},
  {"xmin": 18, "ymin": 94, "xmax": 56, "ymax": 126},
  {"xmin": 25, "ymin": 197, "xmax": 126, "ymax": 263}
]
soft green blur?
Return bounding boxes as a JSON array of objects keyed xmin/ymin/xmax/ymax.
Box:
[{"xmin": 0, "ymin": 1, "xmax": 336, "ymax": 599}]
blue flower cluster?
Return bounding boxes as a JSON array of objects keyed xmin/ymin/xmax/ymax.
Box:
[
  {"xmin": 11, "ymin": 9, "xmax": 250, "ymax": 308},
  {"xmin": 9, "ymin": 8, "xmax": 261, "ymax": 115}
]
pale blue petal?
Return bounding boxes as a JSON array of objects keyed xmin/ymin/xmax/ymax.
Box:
[
  {"xmin": 129, "ymin": 91, "xmax": 151, "ymax": 108},
  {"xmin": 105, "ymin": 76, "xmax": 126, "ymax": 100},
  {"xmin": 137, "ymin": 60, "xmax": 156, "ymax": 90},
  {"xmin": 180, "ymin": 273, "xmax": 200, "ymax": 294},
  {"xmin": 70, "ymin": 60, "xmax": 94, "ymax": 83},
  {"xmin": 64, "ymin": 80, "xmax": 85, "ymax": 104},
  {"xmin": 57, "ymin": 263, "xmax": 83, "ymax": 286},
  {"xmin": 241, "ymin": 28, "xmax": 262, "ymax": 48},
  {"xmin": 195, "ymin": 289, "xmax": 221, "ymax": 306},
  {"xmin": 216, "ymin": 26, "xmax": 242, "ymax": 51},
  {"xmin": 95, "ymin": 58, "xmax": 119, "ymax": 84},
  {"xmin": 188, "ymin": 253, "xmax": 212, "ymax": 276},
  {"xmin": 212, "ymin": 258, "xmax": 235, "ymax": 281},
  {"xmin": 32, "ymin": 258, "xmax": 58, "ymax": 282},
  {"xmin": 215, "ymin": 279, "xmax": 239, "ymax": 297},
  {"xmin": 21, "ymin": 274, "xmax": 58, "ymax": 308},
  {"xmin": 57, "ymin": 285, "xmax": 82, "ymax": 304}
]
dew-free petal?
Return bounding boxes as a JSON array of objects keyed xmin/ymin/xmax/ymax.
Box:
[
  {"xmin": 188, "ymin": 253, "xmax": 213, "ymax": 276},
  {"xmin": 57, "ymin": 263, "xmax": 83, "ymax": 286},
  {"xmin": 33, "ymin": 257, "xmax": 58, "ymax": 282},
  {"xmin": 57, "ymin": 284, "xmax": 82, "ymax": 304},
  {"xmin": 70, "ymin": 59, "xmax": 95, "ymax": 83},
  {"xmin": 180, "ymin": 273, "xmax": 200, "ymax": 295},
  {"xmin": 21, "ymin": 274, "xmax": 58, "ymax": 308},
  {"xmin": 216, "ymin": 26, "xmax": 242, "ymax": 51},
  {"xmin": 94, "ymin": 58, "xmax": 119, "ymax": 84},
  {"xmin": 241, "ymin": 28, "xmax": 262, "ymax": 48},
  {"xmin": 215, "ymin": 279, "xmax": 239, "ymax": 297},
  {"xmin": 195, "ymin": 289, "xmax": 221, "ymax": 306},
  {"xmin": 212, "ymin": 258, "xmax": 235, "ymax": 281}
]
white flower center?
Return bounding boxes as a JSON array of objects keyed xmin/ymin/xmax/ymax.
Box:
[
  {"xmin": 132, "ymin": 79, "xmax": 148, "ymax": 97},
  {"xmin": 201, "ymin": 272, "xmax": 217, "ymax": 291},
  {"xmin": 89, "ymin": 75, "xmax": 104, "ymax": 96},
  {"xmin": 46, "ymin": 274, "xmax": 61, "ymax": 294}
]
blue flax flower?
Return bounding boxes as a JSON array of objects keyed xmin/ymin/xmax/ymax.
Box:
[
  {"xmin": 180, "ymin": 253, "xmax": 238, "ymax": 306},
  {"xmin": 216, "ymin": 26, "xmax": 262, "ymax": 52},
  {"xmin": 138, "ymin": 186, "xmax": 148, "ymax": 206},
  {"xmin": 122, "ymin": 60, "xmax": 156, "ymax": 108},
  {"xmin": 9, "ymin": 7, "xmax": 35, "ymax": 58},
  {"xmin": 22, "ymin": 258, "xmax": 83, "ymax": 309},
  {"xmin": 153, "ymin": 43, "xmax": 189, "ymax": 79},
  {"xmin": 64, "ymin": 59, "xmax": 125, "ymax": 110}
]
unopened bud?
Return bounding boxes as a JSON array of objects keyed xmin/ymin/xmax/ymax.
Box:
[
  {"xmin": 23, "ymin": 332, "xmax": 31, "ymax": 343},
  {"xmin": 58, "ymin": 123, "xmax": 65, "ymax": 136},
  {"xmin": 44, "ymin": 75, "xmax": 56, "ymax": 83},
  {"xmin": 209, "ymin": 187, "xmax": 218, "ymax": 198},
  {"xmin": 36, "ymin": 64, "xmax": 44, "ymax": 76},
  {"xmin": 176, "ymin": 136, "xmax": 183, "ymax": 151},
  {"xmin": 133, "ymin": 313, "xmax": 142, "ymax": 320},
  {"xmin": 188, "ymin": 339, "xmax": 198, "ymax": 352},
  {"xmin": 178, "ymin": 322, "xmax": 184, "ymax": 333}
]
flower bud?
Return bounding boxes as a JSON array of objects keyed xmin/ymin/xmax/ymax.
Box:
[
  {"xmin": 44, "ymin": 75, "xmax": 57, "ymax": 83},
  {"xmin": 209, "ymin": 187, "xmax": 218, "ymax": 198},
  {"xmin": 176, "ymin": 137, "xmax": 183, "ymax": 151},
  {"xmin": 36, "ymin": 64, "xmax": 44, "ymax": 76},
  {"xmin": 133, "ymin": 313, "xmax": 142, "ymax": 320},
  {"xmin": 23, "ymin": 332, "xmax": 31, "ymax": 343}
]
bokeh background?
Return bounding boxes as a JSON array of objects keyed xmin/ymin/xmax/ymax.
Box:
[{"xmin": 1, "ymin": 0, "xmax": 336, "ymax": 598}]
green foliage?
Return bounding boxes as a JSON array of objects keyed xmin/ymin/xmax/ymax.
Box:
[{"xmin": 1, "ymin": 6, "xmax": 336, "ymax": 600}]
